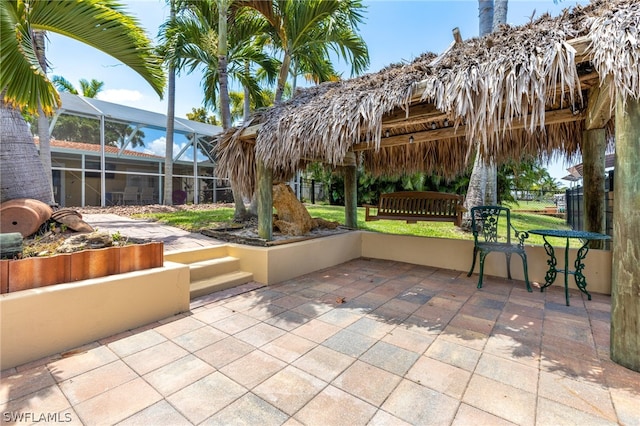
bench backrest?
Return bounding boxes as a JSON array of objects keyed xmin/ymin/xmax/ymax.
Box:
[{"xmin": 378, "ymin": 191, "xmax": 464, "ymax": 217}]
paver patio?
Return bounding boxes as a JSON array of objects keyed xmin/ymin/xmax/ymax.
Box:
[{"xmin": 2, "ymin": 258, "xmax": 639, "ymax": 425}]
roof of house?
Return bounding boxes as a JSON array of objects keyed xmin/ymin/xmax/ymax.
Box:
[
  {"xmin": 565, "ymin": 152, "xmax": 616, "ymax": 179},
  {"xmin": 56, "ymin": 92, "xmax": 222, "ymax": 137},
  {"xmin": 215, "ymin": 0, "xmax": 638, "ymax": 197},
  {"xmin": 36, "ymin": 138, "xmax": 164, "ymax": 160}
]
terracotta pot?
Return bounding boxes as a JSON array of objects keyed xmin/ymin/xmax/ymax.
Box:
[
  {"xmin": 0, "ymin": 242, "xmax": 163, "ymax": 294},
  {"xmin": 0, "ymin": 198, "xmax": 53, "ymax": 237}
]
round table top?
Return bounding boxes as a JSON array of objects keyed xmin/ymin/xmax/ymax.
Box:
[{"xmin": 528, "ymin": 229, "xmax": 611, "ymax": 240}]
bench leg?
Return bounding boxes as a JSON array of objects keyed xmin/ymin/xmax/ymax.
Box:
[{"xmin": 505, "ymin": 253, "xmax": 513, "ymax": 280}]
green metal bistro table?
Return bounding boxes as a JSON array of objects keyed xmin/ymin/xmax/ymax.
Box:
[{"xmin": 528, "ymin": 229, "xmax": 611, "ymax": 306}]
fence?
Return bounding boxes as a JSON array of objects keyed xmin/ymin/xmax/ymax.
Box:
[
  {"xmin": 565, "ymin": 170, "xmax": 614, "ymax": 249},
  {"xmin": 289, "ymin": 177, "xmax": 329, "ymax": 204}
]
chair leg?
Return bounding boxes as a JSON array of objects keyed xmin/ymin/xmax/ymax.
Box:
[
  {"xmin": 518, "ymin": 253, "xmax": 532, "ymax": 292},
  {"xmin": 477, "ymin": 251, "xmax": 488, "ymax": 289},
  {"xmin": 467, "ymin": 247, "xmax": 478, "ymax": 277},
  {"xmin": 505, "ymin": 253, "xmax": 513, "ymax": 280}
]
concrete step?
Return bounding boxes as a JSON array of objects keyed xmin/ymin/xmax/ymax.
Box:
[
  {"xmin": 164, "ymin": 245, "xmax": 229, "ymax": 264},
  {"xmin": 190, "ymin": 271, "xmax": 254, "ymax": 299},
  {"xmin": 189, "ymin": 256, "xmax": 241, "ymax": 282}
]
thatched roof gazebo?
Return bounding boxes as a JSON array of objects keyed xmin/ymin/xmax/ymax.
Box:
[{"xmin": 216, "ymin": 0, "xmax": 640, "ymax": 371}]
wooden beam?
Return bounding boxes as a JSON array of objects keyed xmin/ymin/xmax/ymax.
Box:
[
  {"xmin": 353, "ymin": 108, "xmax": 584, "ymax": 151},
  {"xmin": 582, "ymin": 128, "xmax": 607, "ymax": 249},
  {"xmin": 257, "ymin": 159, "xmax": 273, "ymax": 241},
  {"xmin": 343, "ymin": 152, "xmax": 358, "ymax": 229},
  {"xmin": 611, "ymin": 95, "xmax": 640, "ymax": 372},
  {"xmin": 453, "ymin": 27, "xmax": 463, "ymax": 45},
  {"xmin": 585, "ymin": 75, "xmax": 613, "ymax": 130},
  {"xmin": 238, "ymin": 124, "xmax": 262, "ymax": 141},
  {"xmin": 383, "ymin": 103, "xmax": 441, "ymax": 125}
]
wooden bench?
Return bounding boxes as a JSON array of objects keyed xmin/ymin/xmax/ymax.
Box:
[{"xmin": 364, "ymin": 191, "xmax": 466, "ymax": 226}]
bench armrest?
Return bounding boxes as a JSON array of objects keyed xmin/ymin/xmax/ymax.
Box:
[{"xmin": 363, "ymin": 204, "xmax": 378, "ymax": 221}]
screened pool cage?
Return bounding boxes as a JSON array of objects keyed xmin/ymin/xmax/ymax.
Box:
[{"xmin": 43, "ymin": 92, "xmax": 232, "ymax": 207}]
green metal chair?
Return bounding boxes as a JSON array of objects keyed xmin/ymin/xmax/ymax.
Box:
[{"xmin": 467, "ymin": 205, "xmax": 532, "ymax": 292}]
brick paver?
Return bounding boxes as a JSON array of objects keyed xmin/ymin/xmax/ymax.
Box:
[{"xmin": 2, "ymin": 258, "xmax": 639, "ymax": 425}]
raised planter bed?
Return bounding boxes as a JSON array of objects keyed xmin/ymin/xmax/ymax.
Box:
[{"xmin": 0, "ymin": 242, "xmax": 164, "ymax": 294}]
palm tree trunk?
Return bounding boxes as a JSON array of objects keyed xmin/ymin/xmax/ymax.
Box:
[
  {"xmin": 218, "ymin": 0, "xmax": 246, "ymax": 219},
  {"xmin": 275, "ymin": 52, "xmax": 291, "ymax": 103},
  {"xmin": 34, "ymin": 30, "xmax": 55, "ymax": 205},
  {"xmin": 478, "ymin": 0, "xmax": 494, "ymax": 36},
  {"xmin": 462, "ymin": 150, "xmax": 487, "ymax": 229},
  {"xmin": 493, "ymin": 0, "xmax": 508, "ymax": 28},
  {"xmin": 0, "ymin": 96, "xmax": 55, "ymax": 204},
  {"xmin": 164, "ymin": 2, "xmax": 176, "ymax": 206},
  {"xmin": 484, "ymin": 158, "xmax": 497, "ymax": 205}
]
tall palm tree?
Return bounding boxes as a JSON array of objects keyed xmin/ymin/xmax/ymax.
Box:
[
  {"xmin": 159, "ymin": 0, "xmax": 278, "ymax": 218},
  {"xmin": 163, "ymin": 0, "xmax": 177, "ymax": 206},
  {"xmin": 33, "ymin": 29, "xmax": 54, "ymax": 204},
  {"xmin": 463, "ymin": 0, "xmax": 508, "ymax": 226},
  {"xmin": 1, "ymin": 0, "xmax": 165, "ymax": 204},
  {"xmin": 248, "ymin": 0, "xmax": 369, "ymax": 103}
]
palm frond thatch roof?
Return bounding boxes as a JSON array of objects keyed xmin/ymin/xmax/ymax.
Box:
[{"xmin": 216, "ymin": 0, "xmax": 640, "ymax": 196}]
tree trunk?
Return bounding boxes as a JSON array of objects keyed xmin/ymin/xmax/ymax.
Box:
[
  {"xmin": 34, "ymin": 30, "xmax": 55, "ymax": 205},
  {"xmin": 484, "ymin": 158, "xmax": 498, "ymax": 205},
  {"xmin": 275, "ymin": 52, "xmax": 291, "ymax": 103},
  {"xmin": 462, "ymin": 149, "xmax": 487, "ymax": 229},
  {"xmin": 0, "ymin": 98, "xmax": 55, "ymax": 204},
  {"xmin": 493, "ymin": 0, "xmax": 508, "ymax": 28},
  {"xmin": 465, "ymin": 0, "xmax": 499, "ymax": 222},
  {"xmin": 163, "ymin": 3, "xmax": 176, "ymax": 206},
  {"xmin": 218, "ymin": 0, "xmax": 246, "ymax": 219},
  {"xmin": 582, "ymin": 129, "xmax": 606, "ymax": 249},
  {"xmin": 478, "ymin": 0, "xmax": 494, "ymax": 36},
  {"xmin": 610, "ymin": 96, "xmax": 640, "ymax": 372}
]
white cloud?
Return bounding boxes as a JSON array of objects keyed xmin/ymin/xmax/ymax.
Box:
[
  {"xmin": 142, "ymin": 137, "xmax": 189, "ymax": 159},
  {"xmin": 97, "ymin": 89, "xmax": 144, "ymax": 103}
]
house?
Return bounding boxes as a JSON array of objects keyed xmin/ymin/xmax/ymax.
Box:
[{"xmin": 37, "ymin": 92, "xmax": 227, "ymax": 207}]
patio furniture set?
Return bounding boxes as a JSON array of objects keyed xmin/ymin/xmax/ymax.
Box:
[
  {"xmin": 365, "ymin": 194, "xmax": 609, "ymax": 307},
  {"xmin": 467, "ymin": 206, "xmax": 610, "ymax": 306}
]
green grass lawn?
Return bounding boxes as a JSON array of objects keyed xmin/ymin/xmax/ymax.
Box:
[{"xmin": 134, "ymin": 202, "xmax": 574, "ymax": 247}]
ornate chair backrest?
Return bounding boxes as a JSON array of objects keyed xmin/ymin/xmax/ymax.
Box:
[{"xmin": 469, "ymin": 205, "xmax": 512, "ymax": 245}]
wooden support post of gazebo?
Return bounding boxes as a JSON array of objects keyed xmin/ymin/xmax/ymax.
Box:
[
  {"xmin": 584, "ymin": 83, "xmax": 612, "ymax": 249},
  {"xmin": 257, "ymin": 159, "xmax": 273, "ymax": 241},
  {"xmin": 582, "ymin": 128, "xmax": 607, "ymax": 249},
  {"xmin": 611, "ymin": 96, "xmax": 640, "ymax": 372},
  {"xmin": 343, "ymin": 152, "xmax": 358, "ymax": 229}
]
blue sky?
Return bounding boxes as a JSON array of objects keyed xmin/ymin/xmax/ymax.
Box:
[{"xmin": 44, "ymin": 0, "xmax": 589, "ymax": 181}]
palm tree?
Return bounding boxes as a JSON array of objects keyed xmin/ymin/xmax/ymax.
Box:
[
  {"xmin": 33, "ymin": 29, "xmax": 54, "ymax": 204},
  {"xmin": 159, "ymin": 0, "xmax": 278, "ymax": 218},
  {"xmin": 463, "ymin": 0, "xmax": 508, "ymax": 226},
  {"xmin": 1, "ymin": 0, "xmax": 164, "ymax": 204},
  {"xmin": 163, "ymin": 0, "xmax": 177, "ymax": 206},
  {"xmin": 248, "ymin": 0, "xmax": 369, "ymax": 103},
  {"xmin": 52, "ymin": 76, "xmax": 105, "ymax": 98}
]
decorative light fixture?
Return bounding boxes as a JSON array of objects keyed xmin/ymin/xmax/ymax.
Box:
[
  {"xmin": 431, "ymin": 122, "xmax": 437, "ymax": 130},
  {"xmin": 409, "ymin": 135, "xmax": 414, "ymax": 144},
  {"xmin": 385, "ymin": 129, "xmax": 390, "ymax": 138}
]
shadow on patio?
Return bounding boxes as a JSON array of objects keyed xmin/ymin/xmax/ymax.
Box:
[{"xmin": 2, "ymin": 258, "xmax": 638, "ymax": 425}]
